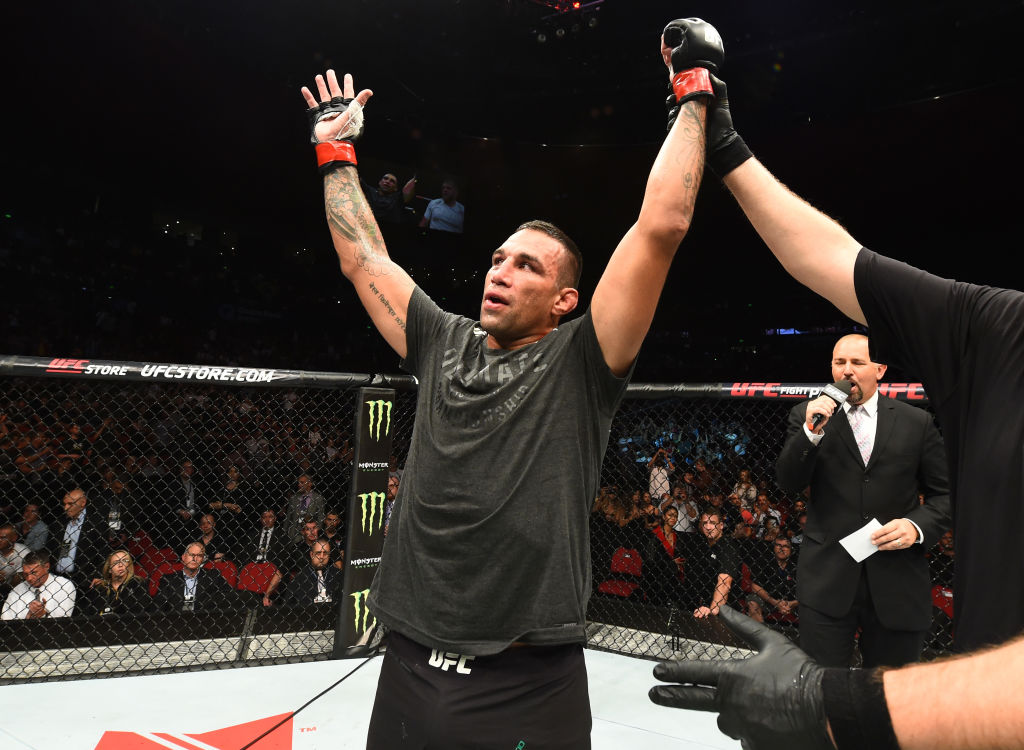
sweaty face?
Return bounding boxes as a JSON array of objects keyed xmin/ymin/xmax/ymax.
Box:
[
  {"xmin": 831, "ymin": 335, "xmax": 886, "ymax": 405},
  {"xmin": 479, "ymin": 229, "xmax": 574, "ymax": 349}
]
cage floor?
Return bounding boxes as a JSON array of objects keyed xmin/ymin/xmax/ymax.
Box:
[{"xmin": 0, "ymin": 646, "xmax": 740, "ymax": 749}]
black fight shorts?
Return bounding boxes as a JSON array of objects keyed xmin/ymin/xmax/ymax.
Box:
[{"xmin": 366, "ymin": 631, "xmax": 591, "ymax": 750}]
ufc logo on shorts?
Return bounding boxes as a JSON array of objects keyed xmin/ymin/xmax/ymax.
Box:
[{"xmin": 428, "ymin": 649, "xmax": 475, "ymax": 674}]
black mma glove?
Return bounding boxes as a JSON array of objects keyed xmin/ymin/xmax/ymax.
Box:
[
  {"xmin": 663, "ymin": 18, "xmax": 722, "ymax": 131},
  {"xmin": 649, "ymin": 605, "xmax": 835, "ymax": 750},
  {"xmin": 307, "ymin": 96, "xmax": 362, "ymax": 176},
  {"xmin": 705, "ymin": 74, "xmax": 753, "ymax": 178}
]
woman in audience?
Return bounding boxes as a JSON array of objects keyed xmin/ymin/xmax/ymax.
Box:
[{"xmin": 82, "ymin": 549, "xmax": 151, "ymax": 617}]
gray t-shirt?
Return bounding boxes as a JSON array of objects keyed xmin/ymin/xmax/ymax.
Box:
[{"xmin": 367, "ymin": 287, "xmax": 631, "ymax": 655}]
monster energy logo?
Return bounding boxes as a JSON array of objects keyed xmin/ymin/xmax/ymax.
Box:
[
  {"xmin": 350, "ymin": 588, "xmax": 376, "ymax": 634},
  {"xmin": 358, "ymin": 492, "xmax": 386, "ymax": 534},
  {"xmin": 366, "ymin": 399, "xmax": 393, "ymax": 441}
]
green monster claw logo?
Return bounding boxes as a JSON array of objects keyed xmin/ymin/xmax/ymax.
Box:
[
  {"xmin": 350, "ymin": 588, "xmax": 376, "ymax": 634},
  {"xmin": 366, "ymin": 399, "xmax": 393, "ymax": 441},
  {"xmin": 358, "ymin": 492, "xmax": 386, "ymax": 535}
]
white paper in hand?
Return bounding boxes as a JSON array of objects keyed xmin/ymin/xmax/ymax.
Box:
[{"xmin": 839, "ymin": 518, "xmax": 883, "ymax": 562}]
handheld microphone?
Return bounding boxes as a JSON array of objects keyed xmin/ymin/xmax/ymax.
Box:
[{"xmin": 811, "ymin": 380, "xmax": 853, "ymax": 430}]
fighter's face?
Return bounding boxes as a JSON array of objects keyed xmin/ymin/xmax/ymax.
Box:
[
  {"xmin": 479, "ymin": 229, "xmax": 575, "ymax": 348},
  {"xmin": 831, "ymin": 335, "xmax": 886, "ymax": 405}
]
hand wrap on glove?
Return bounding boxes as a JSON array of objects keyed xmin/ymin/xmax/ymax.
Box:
[
  {"xmin": 662, "ymin": 17, "xmax": 721, "ymax": 131},
  {"xmin": 307, "ymin": 95, "xmax": 365, "ymax": 175}
]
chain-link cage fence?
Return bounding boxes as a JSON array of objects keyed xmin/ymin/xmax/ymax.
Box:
[
  {"xmin": 1, "ymin": 359, "xmax": 954, "ymax": 683},
  {"xmin": 586, "ymin": 383, "xmax": 955, "ymax": 665},
  {"xmin": 0, "ymin": 358, "xmax": 416, "ymax": 683}
]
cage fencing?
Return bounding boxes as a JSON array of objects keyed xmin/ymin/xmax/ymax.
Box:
[{"xmin": 0, "ymin": 357, "xmax": 954, "ymax": 683}]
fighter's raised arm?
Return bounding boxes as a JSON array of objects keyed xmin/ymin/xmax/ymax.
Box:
[
  {"xmin": 301, "ymin": 70, "xmax": 415, "ymax": 358},
  {"xmin": 589, "ymin": 18, "xmax": 717, "ymax": 376},
  {"xmin": 703, "ymin": 75, "xmax": 865, "ymax": 325}
]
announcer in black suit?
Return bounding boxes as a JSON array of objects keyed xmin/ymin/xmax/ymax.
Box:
[{"xmin": 775, "ymin": 334, "xmax": 950, "ymax": 668}]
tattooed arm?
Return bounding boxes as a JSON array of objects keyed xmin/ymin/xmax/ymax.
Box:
[
  {"xmin": 590, "ymin": 95, "xmax": 708, "ymax": 377},
  {"xmin": 323, "ymin": 167, "xmax": 415, "ymax": 357},
  {"xmin": 301, "ymin": 70, "xmax": 415, "ymax": 358}
]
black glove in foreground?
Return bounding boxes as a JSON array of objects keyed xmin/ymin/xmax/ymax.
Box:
[{"xmin": 649, "ymin": 605, "xmax": 835, "ymax": 750}]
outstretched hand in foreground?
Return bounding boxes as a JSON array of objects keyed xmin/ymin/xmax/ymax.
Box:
[{"xmin": 649, "ymin": 605, "xmax": 835, "ymax": 750}]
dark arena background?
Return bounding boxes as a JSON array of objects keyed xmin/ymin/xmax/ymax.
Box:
[{"xmin": 1, "ymin": 0, "xmax": 1022, "ymax": 746}]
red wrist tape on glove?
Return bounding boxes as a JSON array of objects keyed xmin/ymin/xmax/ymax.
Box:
[
  {"xmin": 315, "ymin": 140, "xmax": 358, "ymax": 170},
  {"xmin": 671, "ymin": 68, "xmax": 713, "ymax": 102}
]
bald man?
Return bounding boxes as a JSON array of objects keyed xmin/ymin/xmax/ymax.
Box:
[{"xmin": 774, "ymin": 334, "xmax": 951, "ymax": 669}]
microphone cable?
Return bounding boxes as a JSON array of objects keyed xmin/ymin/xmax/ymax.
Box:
[{"xmin": 238, "ymin": 648, "xmax": 382, "ymax": 750}]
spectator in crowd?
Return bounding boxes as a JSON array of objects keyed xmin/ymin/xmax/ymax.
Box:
[
  {"xmin": 691, "ymin": 458, "xmax": 718, "ymax": 494},
  {"xmin": 55, "ymin": 418, "xmax": 113, "ymax": 467},
  {"xmin": 81, "ymin": 549, "xmax": 151, "ymax": 617},
  {"xmin": 790, "ymin": 511, "xmax": 808, "ymax": 546},
  {"xmin": 2, "ymin": 550, "xmax": 77, "ymax": 620},
  {"xmin": 745, "ymin": 536, "xmax": 799, "ymax": 623},
  {"xmin": 418, "ymin": 178, "xmax": 465, "ymax": 234},
  {"xmin": 282, "ymin": 539, "xmax": 343, "ymax": 606},
  {"xmin": 241, "ymin": 508, "xmax": 287, "ymax": 565},
  {"xmin": 661, "ymin": 483, "xmax": 698, "ymax": 534},
  {"xmin": 783, "ymin": 496, "xmax": 807, "ymax": 539},
  {"xmin": 205, "ymin": 464, "xmax": 246, "ymax": 551},
  {"xmin": 164, "ymin": 459, "xmax": 205, "ymax": 548},
  {"xmin": 647, "ymin": 506, "xmax": 686, "ymax": 598},
  {"xmin": 195, "ymin": 513, "xmax": 229, "ymax": 563},
  {"xmin": 0, "ymin": 523, "xmax": 31, "ymax": 590},
  {"xmin": 641, "ymin": 496, "xmax": 662, "ymax": 531},
  {"xmin": 153, "ymin": 541, "xmax": 236, "ymax": 613},
  {"xmin": 322, "ymin": 508, "xmax": 345, "ymax": 568},
  {"xmin": 51, "ymin": 487, "xmax": 107, "ymax": 595},
  {"xmin": 726, "ymin": 467, "xmax": 757, "ymax": 511},
  {"xmin": 262, "ymin": 516, "xmax": 321, "ymax": 606},
  {"xmin": 648, "ymin": 446, "xmax": 676, "ymax": 501},
  {"xmin": 679, "ymin": 508, "xmax": 739, "ymax": 619},
  {"xmin": 750, "ymin": 492, "xmax": 782, "ymax": 539},
  {"xmin": 283, "ymin": 474, "xmax": 325, "ymax": 544},
  {"xmin": 94, "ymin": 475, "xmax": 135, "ymax": 552},
  {"xmin": 384, "ymin": 474, "xmax": 400, "ymax": 537},
  {"xmin": 775, "ymin": 333, "xmax": 951, "ymax": 668},
  {"xmin": 928, "ymin": 529, "xmax": 955, "ymax": 589},
  {"xmin": 362, "ymin": 172, "xmax": 418, "ymax": 226}
]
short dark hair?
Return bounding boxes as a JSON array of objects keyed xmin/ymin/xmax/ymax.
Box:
[
  {"xmin": 516, "ymin": 219, "xmax": 582, "ymax": 289},
  {"xmin": 24, "ymin": 550, "xmax": 50, "ymax": 567}
]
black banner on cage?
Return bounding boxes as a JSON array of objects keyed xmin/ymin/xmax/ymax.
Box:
[{"xmin": 334, "ymin": 387, "xmax": 395, "ymax": 657}]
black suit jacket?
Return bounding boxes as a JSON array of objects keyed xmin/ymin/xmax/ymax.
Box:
[
  {"xmin": 49, "ymin": 507, "xmax": 109, "ymax": 591},
  {"xmin": 775, "ymin": 397, "xmax": 951, "ymax": 630},
  {"xmin": 153, "ymin": 568, "xmax": 238, "ymax": 613},
  {"xmin": 282, "ymin": 564, "xmax": 344, "ymax": 606}
]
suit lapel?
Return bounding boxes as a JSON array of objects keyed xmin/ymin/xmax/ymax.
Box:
[
  {"xmin": 868, "ymin": 398, "xmax": 897, "ymax": 470},
  {"xmin": 834, "ymin": 407, "xmax": 865, "ymax": 467}
]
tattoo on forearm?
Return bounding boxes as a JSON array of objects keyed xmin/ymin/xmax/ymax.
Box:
[
  {"xmin": 368, "ymin": 281, "xmax": 406, "ymax": 330},
  {"xmin": 323, "ymin": 170, "xmax": 392, "ymax": 276},
  {"xmin": 675, "ymin": 102, "xmax": 707, "ymax": 192}
]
